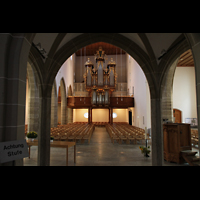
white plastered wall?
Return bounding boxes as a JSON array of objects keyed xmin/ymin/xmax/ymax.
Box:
[{"xmin": 173, "ymin": 67, "xmax": 197, "ymax": 122}]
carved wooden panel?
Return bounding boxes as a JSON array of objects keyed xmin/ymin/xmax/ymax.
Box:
[{"xmin": 163, "ymin": 123, "xmax": 191, "ymax": 163}]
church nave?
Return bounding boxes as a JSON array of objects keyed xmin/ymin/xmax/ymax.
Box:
[{"xmin": 24, "ymin": 127, "xmax": 190, "ymax": 166}]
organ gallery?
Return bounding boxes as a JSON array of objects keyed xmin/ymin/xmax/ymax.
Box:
[{"xmin": 67, "ymin": 46, "xmax": 134, "ymax": 124}]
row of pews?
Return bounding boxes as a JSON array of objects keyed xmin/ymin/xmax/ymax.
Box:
[
  {"xmin": 50, "ymin": 123, "xmax": 95, "ymax": 144},
  {"xmin": 105, "ymin": 123, "xmax": 150, "ymax": 144},
  {"xmin": 92, "ymin": 122, "xmax": 109, "ymax": 127},
  {"xmin": 25, "ymin": 123, "xmax": 199, "ymax": 147}
]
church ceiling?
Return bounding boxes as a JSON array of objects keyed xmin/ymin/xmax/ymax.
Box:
[
  {"xmin": 32, "ymin": 33, "xmax": 186, "ymax": 66},
  {"xmin": 177, "ymin": 49, "xmax": 194, "ymax": 67}
]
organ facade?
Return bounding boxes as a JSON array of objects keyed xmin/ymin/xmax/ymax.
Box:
[
  {"xmin": 84, "ymin": 46, "xmax": 117, "ymax": 107},
  {"xmin": 67, "ymin": 46, "xmax": 134, "ymax": 123}
]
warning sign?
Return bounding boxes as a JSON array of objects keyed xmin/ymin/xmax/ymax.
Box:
[{"xmin": 0, "ymin": 139, "xmax": 29, "ymax": 163}]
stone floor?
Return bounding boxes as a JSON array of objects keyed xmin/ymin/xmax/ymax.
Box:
[{"xmin": 24, "ymin": 127, "xmax": 194, "ymax": 166}]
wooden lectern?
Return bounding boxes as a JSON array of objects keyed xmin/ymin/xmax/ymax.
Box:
[{"xmin": 163, "ymin": 123, "xmax": 191, "ymax": 163}]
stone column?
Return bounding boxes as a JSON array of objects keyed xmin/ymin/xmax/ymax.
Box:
[
  {"xmin": 51, "ymin": 81, "xmax": 58, "ymax": 127},
  {"xmin": 151, "ymin": 98, "xmax": 163, "ymax": 166},
  {"xmin": 161, "ymin": 58, "xmax": 179, "ymax": 122},
  {"xmin": 67, "ymin": 108, "xmax": 73, "ymax": 123},
  {"xmin": 0, "ymin": 34, "xmax": 31, "ymax": 166},
  {"xmin": 38, "ymin": 86, "xmax": 51, "ymax": 166},
  {"xmin": 60, "ymin": 79, "xmax": 67, "ymax": 125},
  {"xmin": 61, "ymin": 99, "xmax": 67, "ymax": 124},
  {"xmin": 27, "ymin": 63, "xmax": 40, "ymax": 133}
]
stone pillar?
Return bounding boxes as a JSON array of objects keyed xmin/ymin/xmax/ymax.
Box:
[
  {"xmin": 60, "ymin": 79, "xmax": 67, "ymax": 125},
  {"xmin": 161, "ymin": 58, "xmax": 179, "ymax": 122},
  {"xmin": 67, "ymin": 108, "xmax": 73, "ymax": 123},
  {"xmin": 51, "ymin": 81, "xmax": 58, "ymax": 127},
  {"xmin": 151, "ymin": 98, "xmax": 163, "ymax": 166},
  {"xmin": 61, "ymin": 100, "xmax": 67, "ymax": 124},
  {"xmin": 0, "ymin": 34, "xmax": 31, "ymax": 166},
  {"xmin": 27, "ymin": 63, "xmax": 40, "ymax": 133},
  {"xmin": 38, "ymin": 86, "xmax": 51, "ymax": 166}
]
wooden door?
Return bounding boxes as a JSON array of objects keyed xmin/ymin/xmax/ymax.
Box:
[{"xmin": 173, "ymin": 109, "xmax": 182, "ymax": 123}]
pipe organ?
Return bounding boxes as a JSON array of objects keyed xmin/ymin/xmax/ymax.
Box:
[
  {"xmin": 84, "ymin": 46, "xmax": 117, "ymax": 107},
  {"xmin": 67, "ymin": 46, "xmax": 134, "ymax": 124}
]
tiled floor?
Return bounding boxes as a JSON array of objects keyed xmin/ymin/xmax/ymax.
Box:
[{"xmin": 24, "ymin": 127, "xmax": 192, "ymax": 166}]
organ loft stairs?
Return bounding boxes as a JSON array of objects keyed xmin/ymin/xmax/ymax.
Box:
[{"xmin": 181, "ymin": 150, "xmax": 200, "ymax": 166}]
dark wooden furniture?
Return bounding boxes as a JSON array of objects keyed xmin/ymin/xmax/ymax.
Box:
[
  {"xmin": 27, "ymin": 140, "xmax": 76, "ymax": 166},
  {"xmin": 163, "ymin": 123, "xmax": 191, "ymax": 164}
]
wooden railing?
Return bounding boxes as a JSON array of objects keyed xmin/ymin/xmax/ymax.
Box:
[{"xmin": 67, "ymin": 96, "xmax": 134, "ymax": 108}]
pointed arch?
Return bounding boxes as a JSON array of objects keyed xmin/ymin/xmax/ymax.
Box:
[
  {"xmin": 3, "ymin": 33, "xmax": 200, "ymax": 166},
  {"xmin": 47, "ymin": 33, "xmax": 156, "ymax": 98},
  {"xmin": 159, "ymin": 35, "xmax": 190, "ymax": 122},
  {"xmin": 44, "ymin": 33, "xmax": 160, "ymax": 165}
]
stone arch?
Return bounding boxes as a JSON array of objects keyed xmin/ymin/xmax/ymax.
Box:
[
  {"xmin": 45, "ymin": 35, "xmax": 159, "ymax": 165},
  {"xmin": 47, "ymin": 33, "xmax": 156, "ymax": 97},
  {"xmin": 24, "ymin": 33, "xmax": 200, "ymax": 166},
  {"xmin": 159, "ymin": 35, "xmax": 190, "ymax": 122},
  {"xmin": 150, "ymin": 35, "xmax": 190, "ymax": 165},
  {"xmin": 45, "ymin": 34, "xmax": 160, "ymax": 165},
  {"xmin": 27, "ymin": 41, "xmax": 52, "ymax": 166},
  {"xmin": 161, "ymin": 58, "xmax": 179, "ymax": 122},
  {"xmin": 2, "ymin": 33, "xmax": 200, "ymax": 166}
]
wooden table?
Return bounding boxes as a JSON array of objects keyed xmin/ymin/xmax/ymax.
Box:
[{"xmin": 26, "ymin": 140, "xmax": 76, "ymax": 166}]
